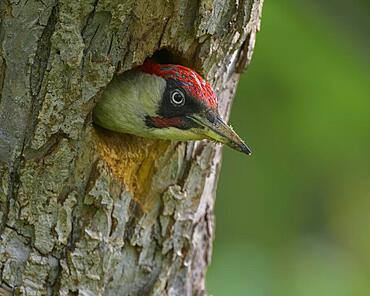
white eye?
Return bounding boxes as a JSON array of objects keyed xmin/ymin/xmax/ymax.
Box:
[{"xmin": 170, "ymin": 89, "xmax": 185, "ymax": 107}]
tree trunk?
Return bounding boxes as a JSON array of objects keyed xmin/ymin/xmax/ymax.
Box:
[{"xmin": 0, "ymin": 0, "xmax": 263, "ymax": 295}]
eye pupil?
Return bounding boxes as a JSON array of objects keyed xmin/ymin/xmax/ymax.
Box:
[
  {"xmin": 173, "ymin": 93, "xmax": 182, "ymax": 103},
  {"xmin": 171, "ymin": 90, "xmax": 185, "ymax": 106}
]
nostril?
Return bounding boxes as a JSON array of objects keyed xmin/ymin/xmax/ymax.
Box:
[{"xmin": 205, "ymin": 110, "xmax": 217, "ymax": 124}]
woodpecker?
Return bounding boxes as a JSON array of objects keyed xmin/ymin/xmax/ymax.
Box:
[{"xmin": 93, "ymin": 60, "xmax": 251, "ymax": 155}]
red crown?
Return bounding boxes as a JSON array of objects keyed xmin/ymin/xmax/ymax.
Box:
[{"xmin": 140, "ymin": 60, "xmax": 218, "ymax": 109}]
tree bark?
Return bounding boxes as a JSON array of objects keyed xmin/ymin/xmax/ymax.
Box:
[{"xmin": 0, "ymin": 0, "xmax": 263, "ymax": 295}]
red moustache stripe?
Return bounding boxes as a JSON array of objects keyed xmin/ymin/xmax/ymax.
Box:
[{"xmin": 149, "ymin": 116, "xmax": 184, "ymax": 128}]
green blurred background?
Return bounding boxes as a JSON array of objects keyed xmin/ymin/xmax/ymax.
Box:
[{"xmin": 207, "ymin": 0, "xmax": 370, "ymax": 295}]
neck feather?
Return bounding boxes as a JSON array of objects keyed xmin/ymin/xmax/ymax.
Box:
[{"xmin": 93, "ymin": 71, "xmax": 166, "ymax": 136}]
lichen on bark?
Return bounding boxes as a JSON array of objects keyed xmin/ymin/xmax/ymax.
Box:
[{"xmin": 0, "ymin": 0, "xmax": 263, "ymax": 295}]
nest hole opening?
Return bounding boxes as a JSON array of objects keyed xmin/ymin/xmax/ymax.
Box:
[
  {"xmin": 149, "ymin": 48, "xmax": 197, "ymax": 72},
  {"xmin": 91, "ymin": 48, "xmax": 196, "ymax": 200}
]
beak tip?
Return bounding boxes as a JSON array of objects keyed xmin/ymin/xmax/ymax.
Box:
[
  {"xmin": 190, "ymin": 113, "xmax": 252, "ymax": 156},
  {"xmin": 240, "ymin": 144, "xmax": 252, "ymax": 156},
  {"xmin": 229, "ymin": 141, "xmax": 252, "ymax": 155}
]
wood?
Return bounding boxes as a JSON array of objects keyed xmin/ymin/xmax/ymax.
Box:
[{"xmin": 0, "ymin": 0, "xmax": 263, "ymax": 295}]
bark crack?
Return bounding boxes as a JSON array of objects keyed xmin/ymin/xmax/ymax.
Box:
[
  {"xmin": 0, "ymin": 156, "xmax": 21, "ymax": 237},
  {"xmin": 4, "ymin": 224, "xmax": 31, "ymax": 242},
  {"xmin": 81, "ymin": 0, "xmax": 100, "ymax": 37},
  {"xmin": 81, "ymin": 0, "xmax": 100, "ymax": 72},
  {"xmin": 0, "ymin": 56, "xmax": 5, "ymax": 106},
  {"xmin": 23, "ymin": 131, "xmax": 67, "ymax": 161},
  {"xmin": 157, "ymin": 16, "xmax": 171, "ymax": 50},
  {"xmin": 26, "ymin": 2, "xmax": 59, "ymax": 156},
  {"xmin": 29, "ymin": 3, "xmax": 58, "ymax": 98}
]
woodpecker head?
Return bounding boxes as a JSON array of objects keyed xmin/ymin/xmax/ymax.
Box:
[{"xmin": 93, "ymin": 60, "xmax": 251, "ymax": 155}]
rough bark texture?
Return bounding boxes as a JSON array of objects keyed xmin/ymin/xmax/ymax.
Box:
[{"xmin": 0, "ymin": 0, "xmax": 263, "ymax": 295}]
